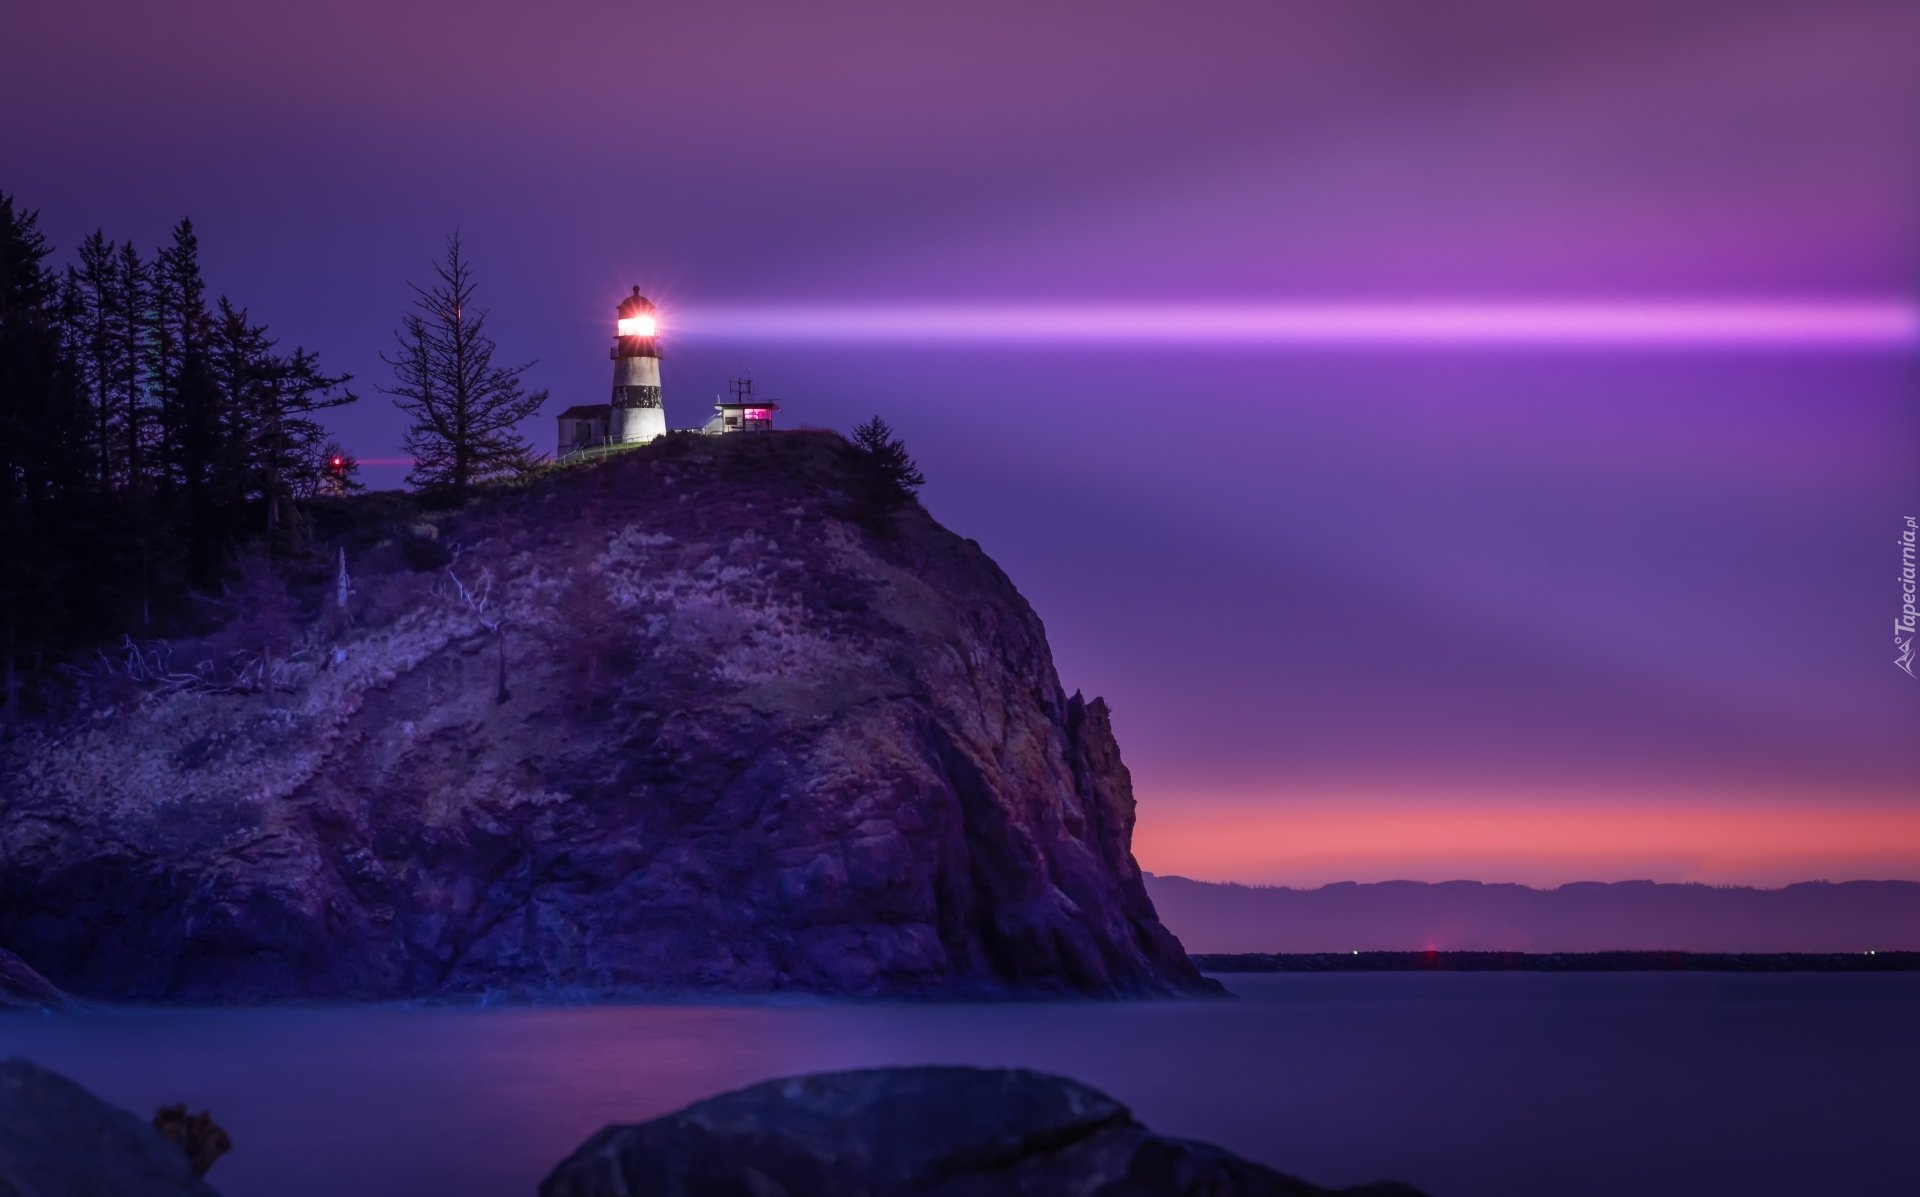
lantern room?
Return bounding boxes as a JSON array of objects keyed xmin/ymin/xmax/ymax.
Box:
[{"xmin": 614, "ymin": 288, "xmax": 659, "ymax": 346}]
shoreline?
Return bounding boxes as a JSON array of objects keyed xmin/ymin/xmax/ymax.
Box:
[{"xmin": 1193, "ymin": 950, "xmax": 1920, "ymax": 972}]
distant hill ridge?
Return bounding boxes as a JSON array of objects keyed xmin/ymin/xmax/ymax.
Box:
[{"xmin": 1143, "ymin": 874, "xmax": 1920, "ymax": 954}]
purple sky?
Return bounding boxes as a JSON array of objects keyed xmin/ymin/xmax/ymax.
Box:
[{"xmin": 6, "ymin": 0, "xmax": 1917, "ymax": 884}]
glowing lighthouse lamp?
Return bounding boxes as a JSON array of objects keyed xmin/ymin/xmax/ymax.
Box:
[{"xmin": 609, "ymin": 287, "xmax": 666, "ymax": 444}]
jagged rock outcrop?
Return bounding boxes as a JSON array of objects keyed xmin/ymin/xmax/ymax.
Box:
[
  {"xmin": 0, "ymin": 1059, "xmax": 220, "ymax": 1196},
  {"xmin": 0, "ymin": 432, "xmax": 1215, "ymax": 1000},
  {"xmin": 541, "ymin": 1066, "xmax": 1428, "ymax": 1197},
  {"xmin": 0, "ymin": 948, "xmax": 68, "ymax": 1010}
]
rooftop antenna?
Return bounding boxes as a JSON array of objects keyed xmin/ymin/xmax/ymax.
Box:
[{"xmin": 727, "ymin": 374, "xmax": 754, "ymax": 404}]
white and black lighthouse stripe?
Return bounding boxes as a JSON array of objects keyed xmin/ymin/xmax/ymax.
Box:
[{"xmin": 611, "ymin": 287, "xmax": 666, "ymax": 444}]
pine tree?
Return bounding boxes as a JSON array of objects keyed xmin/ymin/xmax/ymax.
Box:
[
  {"xmin": 205, "ymin": 298, "xmax": 354, "ymax": 548},
  {"xmin": 171, "ymin": 341, "xmax": 230, "ymax": 585},
  {"xmin": 0, "ymin": 195, "xmax": 89, "ymax": 725},
  {"xmin": 309, "ymin": 440, "xmax": 362, "ymax": 498},
  {"xmin": 851, "ymin": 415, "xmax": 925, "ymax": 503},
  {"xmin": 110, "ymin": 240, "xmax": 163, "ymax": 624},
  {"xmin": 259, "ymin": 345, "xmax": 355, "ymax": 537},
  {"xmin": 380, "ymin": 232, "xmax": 548, "ymax": 500},
  {"xmin": 113, "ymin": 240, "xmax": 150, "ymax": 494},
  {"xmin": 1, "ymin": 197, "xmax": 357, "ymax": 702},
  {"xmin": 69, "ymin": 231, "xmax": 119, "ymax": 488},
  {"xmin": 147, "ymin": 222, "xmax": 224, "ymax": 587},
  {"xmin": 151, "ymin": 218, "xmax": 209, "ymax": 491},
  {"xmin": 196, "ymin": 298, "xmax": 277, "ymax": 564}
]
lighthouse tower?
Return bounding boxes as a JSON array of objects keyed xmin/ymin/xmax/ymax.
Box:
[{"xmin": 609, "ymin": 287, "xmax": 666, "ymax": 444}]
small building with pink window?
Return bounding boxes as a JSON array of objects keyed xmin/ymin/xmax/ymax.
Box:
[
  {"xmin": 702, "ymin": 399, "xmax": 780, "ymax": 434},
  {"xmin": 701, "ymin": 375, "xmax": 780, "ymax": 435}
]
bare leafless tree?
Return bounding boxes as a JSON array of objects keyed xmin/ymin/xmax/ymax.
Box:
[
  {"xmin": 382, "ymin": 233, "xmax": 548, "ymax": 500},
  {"xmin": 448, "ymin": 566, "xmax": 511, "ymax": 703}
]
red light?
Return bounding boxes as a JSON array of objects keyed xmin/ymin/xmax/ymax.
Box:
[{"xmin": 331, "ymin": 456, "xmax": 344, "ymax": 468}]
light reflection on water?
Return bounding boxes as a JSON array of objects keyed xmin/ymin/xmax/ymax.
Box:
[{"xmin": 2, "ymin": 973, "xmax": 1914, "ymax": 1197}]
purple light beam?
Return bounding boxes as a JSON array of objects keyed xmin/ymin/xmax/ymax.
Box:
[{"xmin": 672, "ymin": 301, "xmax": 1920, "ymax": 349}]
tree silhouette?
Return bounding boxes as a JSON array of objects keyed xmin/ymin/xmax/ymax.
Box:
[
  {"xmin": 69, "ymin": 231, "xmax": 119, "ymax": 488},
  {"xmin": 0, "ymin": 195, "xmax": 88, "ymax": 726},
  {"xmin": 381, "ymin": 233, "xmax": 547, "ymax": 500},
  {"xmin": 2, "ymin": 193, "xmax": 361, "ymax": 716},
  {"xmin": 851, "ymin": 415, "xmax": 925, "ymax": 504},
  {"xmin": 151, "ymin": 218, "xmax": 209, "ymax": 491}
]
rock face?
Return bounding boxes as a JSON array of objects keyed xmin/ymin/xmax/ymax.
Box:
[
  {"xmin": 541, "ymin": 1066, "xmax": 1428, "ymax": 1197},
  {"xmin": 0, "ymin": 1059, "xmax": 219, "ymax": 1196},
  {"xmin": 0, "ymin": 432, "xmax": 1215, "ymax": 1000},
  {"xmin": 0, "ymin": 948, "xmax": 67, "ymax": 1010}
]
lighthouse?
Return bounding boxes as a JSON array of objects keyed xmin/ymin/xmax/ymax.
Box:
[
  {"xmin": 556, "ymin": 287, "xmax": 796, "ymax": 459},
  {"xmin": 609, "ymin": 287, "xmax": 665, "ymax": 444}
]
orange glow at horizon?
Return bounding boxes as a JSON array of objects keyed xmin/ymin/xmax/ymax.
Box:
[{"xmin": 1133, "ymin": 794, "xmax": 1920, "ymax": 888}]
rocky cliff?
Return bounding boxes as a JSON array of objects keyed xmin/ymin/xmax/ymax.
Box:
[
  {"xmin": 0, "ymin": 431, "xmax": 1215, "ymax": 1000},
  {"xmin": 0, "ymin": 949, "xmax": 66, "ymax": 1010}
]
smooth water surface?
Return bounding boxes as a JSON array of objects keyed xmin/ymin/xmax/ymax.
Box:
[{"xmin": 3, "ymin": 973, "xmax": 1914, "ymax": 1196}]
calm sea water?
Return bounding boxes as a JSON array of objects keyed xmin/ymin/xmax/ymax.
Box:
[{"xmin": 2, "ymin": 973, "xmax": 1914, "ymax": 1197}]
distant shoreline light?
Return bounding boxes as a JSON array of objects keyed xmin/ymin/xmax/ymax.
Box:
[{"xmin": 670, "ymin": 301, "xmax": 1920, "ymax": 348}]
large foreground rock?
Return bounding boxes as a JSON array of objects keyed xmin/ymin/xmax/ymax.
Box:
[
  {"xmin": 0, "ymin": 1059, "xmax": 217, "ymax": 1196},
  {"xmin": 0, "ymin": 432, "xmax": 1214, "ymax": 1000},
  {"xmin": 542, "ymin": 1066, "xmax": 1427, "ymax": 1197}
]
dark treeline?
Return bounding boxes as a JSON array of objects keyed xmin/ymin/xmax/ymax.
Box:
[{"xmin": 0, "ymin": 193, "xmax": 358, "ymax": 724}]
